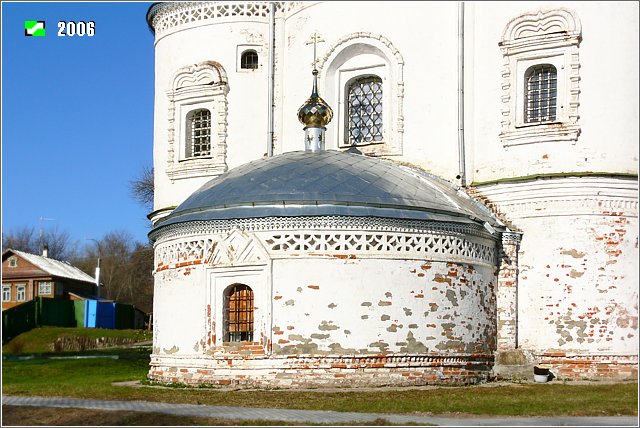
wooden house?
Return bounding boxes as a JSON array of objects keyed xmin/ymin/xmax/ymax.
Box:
[{"xmin": 2, "ymin": 248, "xmax": 97, "ymax": 310}]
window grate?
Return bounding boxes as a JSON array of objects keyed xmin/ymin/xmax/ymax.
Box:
[
  {"xmin": 187, "ymin": 109, "xmax": 211, "ymax": 157},
  {"xmin": 224, "ymin": 284, "xmax": 254, "ymax": 342},
  {"xmin": 347, "ymin": 76, "xmax": 383, "ymax": 145},
  {"xmin": 241, "ymin": 50, "xmax": 259, "ymax": 70},
  {"xmin": 525, "ymin": 64, "xmax": 557, "ymax": 123}
]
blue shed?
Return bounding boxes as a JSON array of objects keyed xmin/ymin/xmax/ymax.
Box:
[{"xmin": 85, "ymin": 300, "xmax": 115, "ymax": 329}]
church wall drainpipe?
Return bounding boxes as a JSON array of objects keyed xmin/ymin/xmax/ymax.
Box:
[
  {"xmin": 457, "ymin": 1, "xmax": 467, "ymax": 187},
  {"xmin": 267, "ymin": 1, "xmax": 276, "ymax": 157}
]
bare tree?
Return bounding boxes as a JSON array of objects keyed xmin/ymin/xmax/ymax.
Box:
[
  {"xmin": 73, "ymin": 230, "xmax": 154, "ymax": 312},
  {"xmin": 2, "ymin": 225, "xmax": 76, "ymax": 260},
  {"xmin": 129, "ymin": 164, "xmax": 154, "ymax": 210}
]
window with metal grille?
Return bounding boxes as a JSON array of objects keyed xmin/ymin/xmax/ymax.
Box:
[
  {"xmin": 525, "ymin": 64, "xmax": 557, "ymax": 123},
  {"xmin": 186, "ymin": 109, "xmax": 211, "ymax": 157},
  {"xmin": 224, "ymin": 284, "xmax": 254, "ymax": 342},
  {"xmin": 347, "ymin": 76, "xmax": 383, "ymax": 145},
  {"xmin": 241, "ymin": 50, "xmax": 259, "ymax": 70}
]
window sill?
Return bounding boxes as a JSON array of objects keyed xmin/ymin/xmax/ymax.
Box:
[
  {"xmin": 501, "ymin": 122, "xmax": 580, "ymax": 147},
  {"xmin": 179, "ymin": 156, "xmax": 214, "ymax": 163},
  {"xmin": 167, "ymin": 157, "xmax": 227, "ymax": 181},
  {"xmin": 515, "ymin": 120, "xmax": 562, "ymax": 129}
]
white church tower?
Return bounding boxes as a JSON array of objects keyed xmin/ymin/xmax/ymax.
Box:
[{"xmin": 146, "ymin": 2, "xmax": 638, "ymax": 384}]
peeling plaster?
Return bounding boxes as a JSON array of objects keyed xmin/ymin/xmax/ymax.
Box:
[
  {"xmin": 163, "ymin": 345, "xmax": 179, "ymax": 354},
  {"xmin": 445, "ymin": 290, "xmax": 459, "ymax": 306},
  {"xmin": 561, "ymin": 249, "xmax": 586, "ymax": 258},
  {"xmin": 319, "ymin": 321, "xmax": 339, "ymax": 331}
]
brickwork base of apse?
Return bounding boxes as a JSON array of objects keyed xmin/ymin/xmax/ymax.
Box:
[{"xmin": 148, "ymin": 353, "xmax": 495, "ymax": 388}]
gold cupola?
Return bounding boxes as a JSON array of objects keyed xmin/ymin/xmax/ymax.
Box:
[{"xmin": 297, "ymin": 56, "xmax": 333, "ymax": 151}]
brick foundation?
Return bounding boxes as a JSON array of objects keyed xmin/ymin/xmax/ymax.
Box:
[
  {"xmin": 535, "ymin": 353, "xmax": 638, "ymax": 381},
  {"xmin": 148, "ymin": 353, "xmax": 494, "ymax": 388}
]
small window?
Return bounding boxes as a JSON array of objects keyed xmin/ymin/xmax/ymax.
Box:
[
  {"xmin": 185, "ymin": 109, "xmax": 211, "ymax": 158},
  {"xmin": 8, "ymin": 256, "xmax": 17, "ymax": 268},
  {"xmin": 16, "ymin": 284, "xmax": 26, "ymax": 302},
  {"xmin": 224, "ymin": 284, "xmax": 254, "ymax": 342},
  {"xmin": 2, "ymin": 284, "xmax": 11, "ymax": 302},
  {"xmin": 240, "ymin": 50, "xmax": 259, "ymax": 70},
  {"xmin": 346, "ymin": 75, "xmax": 383, "ymax": 145},
  {"xmin": 38, "ymin": 281, "xmax": 52, "ymax": 295},
  {"xmin": 524, "ymin": 64, "xmax": 557, "ymax": 123}
]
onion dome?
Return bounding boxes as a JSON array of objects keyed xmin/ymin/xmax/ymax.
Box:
[{"xmin": 297, "ymin": 70, "xmax": 333, "ymax": 128}]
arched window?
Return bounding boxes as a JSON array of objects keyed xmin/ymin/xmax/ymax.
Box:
[
  {"xmin": 499, "ymin": 7, "xmax": 581, "ymax": 145},
  {"xmin": 346, "ymin": 75, "xmax": 383, "ymax": 145},
  {"xmin": 240, "ymin": 50, "xmax": 259, "ymax": 70},
  {"xmin": 224, "ymin": 284, "xmax": 254, "ymax": 342},
  {"xmin": 185, "ymin": 109, "xmax": 211, "ymax": 158},
  {"xmin": 524, "ymin": 64, "xmax": 557, "ymax": 123}
]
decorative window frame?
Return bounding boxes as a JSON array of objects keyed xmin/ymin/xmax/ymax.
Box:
[
  {"xmin": 166, "ymin": 61, "xmax": 229, "ymax": 182},
  {"xmin": 2, "ymin": 284, "xmax": 11, "ymax": 302},
  {"xmin": 317, "ymin": 33, "xmax": 404, "ymax": 156},
  {"xmin": 499, "ymin": 7, "xmax": 581, "ymax": 147},
  {"xmin": 8, "ymin": 256, "xmax": 17, "ymax": 268},
  {"xmin": 15, "ymin": 284, "xmax": 26, "ymax": 302}
]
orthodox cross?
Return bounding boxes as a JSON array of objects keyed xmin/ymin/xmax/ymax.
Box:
[{"xmin": 306, "ymin": 31, "xmax": 325, "ymax": 70}]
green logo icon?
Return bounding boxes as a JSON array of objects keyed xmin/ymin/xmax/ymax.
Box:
[{"xmin": 25, "ymin": 20, "xmax": 46, "ymax": 37}]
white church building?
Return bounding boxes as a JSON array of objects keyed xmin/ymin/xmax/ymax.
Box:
[{"xmin": 145, "ymin": 1, "xmax": 638, "ymax": 387}]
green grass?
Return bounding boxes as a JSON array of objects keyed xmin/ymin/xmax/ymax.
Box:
[
  {"xmin": 2, "ymin": 327, "xmax": 152, "ymax": 355},
  {"xmin": 2, "ymin": 351, "xmax": 637, "ymax": 417}
]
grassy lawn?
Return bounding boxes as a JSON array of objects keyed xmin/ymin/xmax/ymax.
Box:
[{"xmin": 2, "ymin": 348, "xmax": 637, "ymax": 417}]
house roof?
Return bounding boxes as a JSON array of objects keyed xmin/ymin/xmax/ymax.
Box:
[{"xmin": 3, "ymin": 249, "xmax": 96, "ymax": 284}]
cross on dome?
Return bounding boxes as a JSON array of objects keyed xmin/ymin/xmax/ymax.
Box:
[{"xmin": 306, "ymin": 31, "xmax": 325, "ymax": 71}]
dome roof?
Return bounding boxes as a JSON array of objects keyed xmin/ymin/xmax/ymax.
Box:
[{"xmin": 153, "ymin": 150, "xmax": 501, "ymax": 231}]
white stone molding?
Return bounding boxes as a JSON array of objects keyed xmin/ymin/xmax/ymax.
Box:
[
  {"xmin": 207, "ymin": 229, "xmax": 269, "ymax": 267},
  {"xmin": 262, "ymin": 231, "xmax": 495, "ymax": 265},
  {"xmin": 155, "ymin": 229, "xmax": 269, "ymax": 272},
  {"xmin": 499, "ymin": 7, "xmax": 581, "ymax": 147},
  {"xmin": 496, "ymin": 231, "xmax": 523, "ymax": 351},
  {"xmin": 474, "ymin": 177, "xmax": 638, "ymax": 220},
  {"xmin": 152, "ymin": 216, "xmax": 496, "ymax": 241},
  {"xmin": 317, "ymin": 32, "xmax": 404, "ymax": 156},
  {"xmin": 149, "ymin": 2, "xmax": 306, "ymax": 40},
  {"xmin": 166, "ymin": 61, "xmax": 229, "ymax": 182},
  {"xmin": 153, "ymin": 217, "xmax": 498, "ymax": 271}
]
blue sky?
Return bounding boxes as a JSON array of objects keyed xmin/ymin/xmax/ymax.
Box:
[{"xmin": 2, "ymin": 1, "xmax": 155, "ymax": 246}]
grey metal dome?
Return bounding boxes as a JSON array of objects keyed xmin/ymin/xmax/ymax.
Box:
[{"xmin": 153, "ymin": 150, "xmax": 500, "ymax": 230}]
